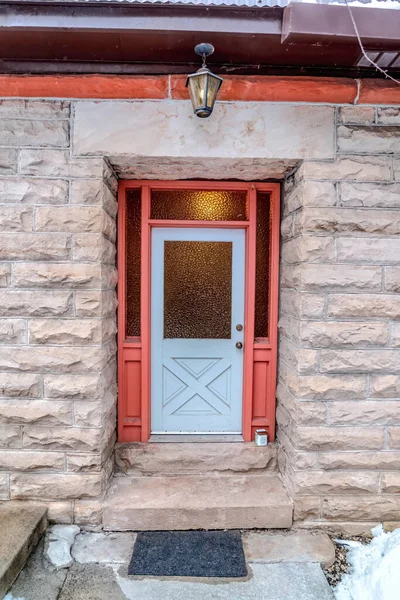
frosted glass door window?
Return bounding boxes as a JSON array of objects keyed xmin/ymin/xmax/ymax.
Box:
[{"xmin": 164, "ymin": 241, "xmax": 232, "ymax": 339}]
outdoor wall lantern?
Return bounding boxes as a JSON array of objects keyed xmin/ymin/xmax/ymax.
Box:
[{"xmin": 186, "ymin": 43, "xmax": 223, "ymax": 118}]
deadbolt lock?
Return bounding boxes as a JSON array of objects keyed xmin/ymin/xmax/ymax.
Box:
[{"xmin": 236, "ymin": 342, "xmax": 243, "ymax": 349}]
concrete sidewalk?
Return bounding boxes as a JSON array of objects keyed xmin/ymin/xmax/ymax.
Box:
[{"xmin": 6, "ymin": 529, "xmax": 335, "ymax": 600}]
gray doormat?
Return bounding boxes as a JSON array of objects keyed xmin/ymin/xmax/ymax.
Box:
[{"xmin": 128, "ymin": 530, "xmax": 247, "ymax": 578}]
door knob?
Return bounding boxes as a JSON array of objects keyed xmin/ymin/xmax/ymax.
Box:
[{"xmin": 236, "ymin": 342, "xmax": 243, "ymax": 349}]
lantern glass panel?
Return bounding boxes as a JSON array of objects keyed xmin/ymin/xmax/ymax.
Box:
[
  {"xmin": 206, "ymin": 73, "xmax": 222, "ymax": 108},
  {"xmin": 188, "ymin": 73, "xmax": 208, "ymax": 111}
]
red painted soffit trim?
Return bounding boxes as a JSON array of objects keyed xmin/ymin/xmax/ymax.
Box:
[{"xmin": 1, "ymin": 75, "xmax": 400, "ymax": 105}]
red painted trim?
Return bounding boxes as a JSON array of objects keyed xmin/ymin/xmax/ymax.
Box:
[
  {"xmin": 0, "ymin": 74, "xmax": 399, "ymax": 104},
  {"xmin": 0, "ymin": 75, "xmax": 168, "ymax": 99},
  {"xmin": 140, "ymin": 186, "xmax": 151, "ymax": 443},
  {"xmin": 171, "ymin": 75, "xmax": 358, "ymax": 104},
  {"xmin": 118, "ymin": 180, "xmax": 281, "ymax": 443},
  {"xmin": 358, "ymin": 79, "xmax": 400, "ymax": 105},
  {"xmin": 242, "ymin": 186, "xmax": 257, "ymax": 442}
]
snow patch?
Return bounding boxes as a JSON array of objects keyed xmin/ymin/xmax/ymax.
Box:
[
  {"xmin": 4, "ymin": 595, "xmax": 25, "ymax": 600},
  {"xmin": 334, "ymin": 525, "xmax": 400, "ymax": 600}
]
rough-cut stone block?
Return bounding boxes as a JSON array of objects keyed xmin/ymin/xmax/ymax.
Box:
[
  {"xmin": 339, "ymin": 106, "xmax": 375, "ymax": 124},
  {"xmin": 385, "ymin": 267, "xmax": 400, "ymax": 293},
  {"xmin": 293, "ymin": 427, "xmax": 384, "ymax": 451},
  {"xmin": 288, "ymin": 372, "xmax": 367, "ymax": 400},
  {"xmin": 297, "ymin": 156, "xmax": 392, "ymax": 182},
  {"xmin": 280, "ymin": 290, "xmax": 325, "ymax": 319},
  {"xmin": 327, "ymin": 400, "xmax": 400, "ymax": 426},
  {"xmin": 284, "ymin": 264, "xmax": 382, "ymax": 293},
  {"xmin": 244, "ymin": 531, "xmax": 335, "ymax": 567},
  {"xmin": 67, "ymin": 454, "xmax": 102, "ymax": 473},
  {"xmin": 13, "ymin": 262, "xmax": 105, "ymax": 289},
  {"xmin": 388, "ymin": 428, "xmax": 400, "ymax": 449},
  {"xmin": 0, "ymin": 290, "xmax": 73, "ymax": 317},
  {"xmin": 10, "ymin": 473, "xmax": 102, "ymax": 500},
  {"xmin": 0, "ymin": 320, "xmax": 26, "ymax": 345},
  {"xmin": 70, "ymin": 179, "xmax": 118, "ymax": 219},
  {"xmin": 0, "ymin": 119, "xmax": 69, "ymax": 147},
  {"xmin": 75, "ymin": 290, "xmax": 117, "ymax": 317},
  {"xmin": 73, "ymin": 101, "xmax": 335, "ymax": 160},
  {"xmin": 370, "ymin": 375, "xmax": 400, "ymax": 398},
  {"xmin": 29, "ymin": 318, "xmax": 115, "ymax": 345},
  {"xmin": 35, "ymin": 206, "xmax": 105, "ymax": 235},
  {"xmin": 103, "ymin": 473, "xmax": 293, "ymax": 531},
  {"xmin": 291, "ymin": 470, "xmax": 379, "ymax": 496},
  {"xmin": 0, "ymin": 264, "xmax": 10, "ymax": 287},
  {"xmin": 0, "ymin": 425, "xmax": 21, "ymax": 449},
  {"xmin": 337, "ymin": 125, "xmax": 400, "ymax": 153},
  {"xmin": 0, "ymin": 148, "xmax": 18, "ymax": 175},
  {"xmin": 300, "ymin": 321, "xmax": 388, "ymax": 348},
  {"xmin": 20, "ymin": 149, "xmax": 103, "ymax": 178},
  {"xmin": 322, "ymin": 496, "xmax": 400, "ymax": 521},
  {"xmin": 74, "ymin": 397, "xmax": 115, "ymax": 428},
  {"xmin": 0, "ymin": 233, "xmax": 71, "ymax": 261},
  {"xmin": 339, "ymin": 182, "xmax": 400, "ymax": 208},
  {"xmin": 381, "ymin": 474, "xmax": 400, "ymax": 493},
  {"xmin": 0, "ymin": 99, "xmax": 70, "ymax": 118},
  {"xmin": 116, "ymin": 442, "xmax": 277, "ymax": 476},
  {"xmin": 337, "ymin": 238, "xmax": 400, "ymax": 265},
  {"xmin": 0, "ymin": 399, "xmax": 72, "ymax": 426},
  {"xmin": 281, "ymin": 237, "xmax": 335, "ymax": 264},
  {"xmin": 0, "ymin": 206, "xmax": 33, "ymax": 232},
  {"xmin": 320, "ymin": 349, "xmax": 400, "ymax": 373},
  {"xmin": 293, "ymin": 497, "xmax": 321, "ymax": 521},
  {"xmin": 0, "ymin": 373, "xmax": 40, "ymax": 398},
  {"xmin": 296, "ymin": 207, "xmax": 400, "ymax": 236},
  {"xmin": 44, "ymin": 501, "xmax": 74, "ymax": 524},
  {"xmin": 0, "ymin": 178, "xmax": 68, "ymax": 204},
  {"xmin": 23, "ymin": 426, "xmax": 103, "ymax": 452},
  {"xmin": 390, "ymin": 322, "xmax": 400, "ymax": 347},
  {"xmin": 318, "ymin": 451, "xmax": 400, "ymax": 471},
  {"xmin": 394, "ymin": 158, "xmax": 400, "ymax": 181},
  {"xmin": 284, "ymin": 181, "xmax": 336, "ymax": 215},
  {"xmin": 0, "ymin": 342, "xmax": 115, "ymax": 373},
  {"xmin": 279, "ymin": 338, "xmax": 318, "ymax": 374},
  {"xmin": 113, "ymin": 156, "xmax": 297, "ymax": 182},
  {"xmin": 377, "ymin": 107, "xmax": 400, "ymax": 124},
  {"xmin": 328, "ymin": 294, "xmax": 400, "ymax": 319},
  {"xmin": 72, "ymin": 234, "xmax": 115, "ymax": 264},
  {"xmin": 0, "ymin": 451, "xmax": 64, "ymax": 472},
  {"xmin": 44, "ymin": 372, "xmax": 108, "ymax": 400},
  {"xmin": 72, "ymin": 500, "xmax": 102, "ymax": 526}
]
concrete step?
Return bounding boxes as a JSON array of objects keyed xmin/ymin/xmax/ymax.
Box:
[
  {"xmin": 115, "ymin": 442, "xmax": 277, "ymax": 476},
  {"xmin": 103, "ymin": 473, "xmax": 293, "ymax": 531},
  {"xmin": 0, "ymin": 503, "xmax": 47, "ymax": 599}
]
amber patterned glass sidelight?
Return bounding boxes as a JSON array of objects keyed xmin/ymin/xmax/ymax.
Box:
[
  {"xmin": 125, "ymin": 189, "xmax": 141, "ymax": 337},
  {"xmin": 255, "ymin": 192, "xmax": 271, "ymax": 339},
  {"xmin": 164, "ymin": 241, "xmax": 232, "ymax": 339},
  {"xmin": 151, "ymin": 189, "xmax": 248, "ymax": 221}
]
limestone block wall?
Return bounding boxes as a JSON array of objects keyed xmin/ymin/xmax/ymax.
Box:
[
  {"xmin": 0, "ymin": 100, "xmax": 118, "ymax": 524},
  {"xmin": 278, "ymin": 105, "xmax": 400, "ymax": 533}
]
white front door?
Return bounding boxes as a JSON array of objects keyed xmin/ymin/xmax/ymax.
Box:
[{"xmin": 151, "ymin": 227, "xmax": 245, "ymax": 434}]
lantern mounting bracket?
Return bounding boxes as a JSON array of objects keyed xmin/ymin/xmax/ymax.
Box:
[{"xmin": 194, "ymin": 43, "xmax": 215, "ymax": 59}]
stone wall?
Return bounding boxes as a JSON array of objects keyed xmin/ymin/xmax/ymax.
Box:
[
  {"xmin": 278, "ymin": 105, "xmax": 400, "ymax": 533},
  {"xmin": 0, "ymin": 100, "xmax": 118, "ymax": 524},
  {"xmin": 0, "ymin": 94, "xmax": 400, "ymax": 530}
]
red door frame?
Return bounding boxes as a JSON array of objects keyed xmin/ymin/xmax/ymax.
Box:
[{"xmin": 117, "ymin": 181, "xmax": 281, "ymax": 443}]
